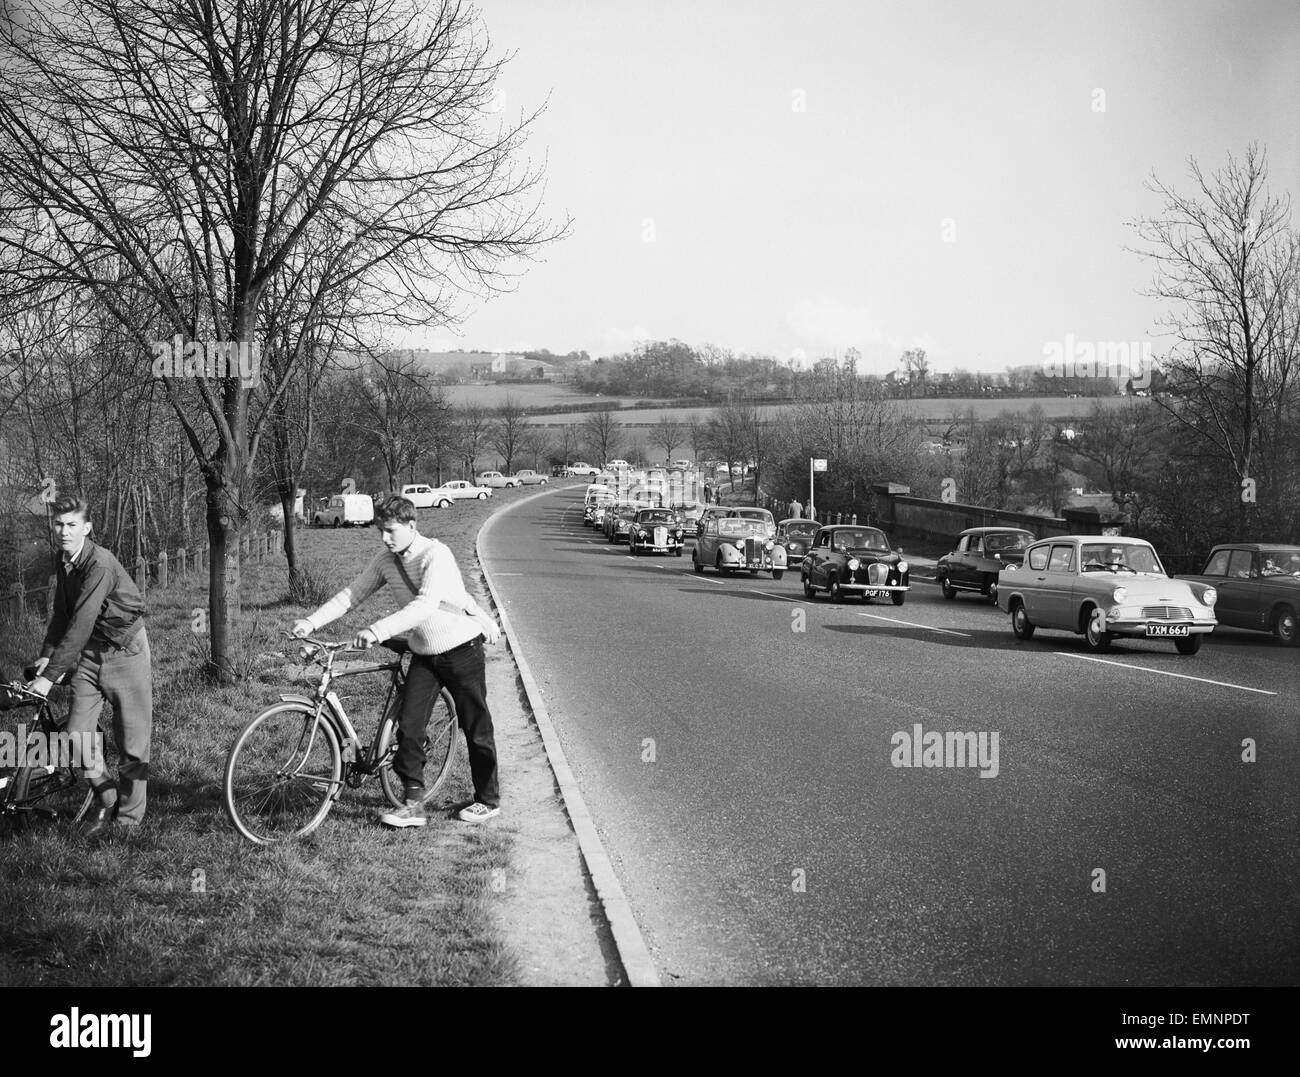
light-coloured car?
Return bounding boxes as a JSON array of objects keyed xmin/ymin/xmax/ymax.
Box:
[
  {"xmin": 511, "ymin": 470, "xmax": 550, "ymax": 486},
  {"xmin": 564, "ymin": 461, "xmax": 600, "ymax": 477},
  {"xmin": 477, "ymin": 471, "xmax": 517, "ymax": 489},
  {"xmin": 312, "ymin": 494, "xmax": 374, "ymax": 528},
  {"xmin": 399, "ymin": 483, "xmax": 439, "ymax": 508},
  {"xmin": 693, "ymin": 515, "xmax": 787, "ymax": 578},
  {"xmin": 427, "ymin": 480, "xmax": 492, "ymax": 506},
  {"xmin": 998, "ymin": 535, "xmax": 1217, "ymax": 655}
]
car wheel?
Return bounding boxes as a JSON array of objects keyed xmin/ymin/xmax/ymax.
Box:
[
  {"xmin": 332, "ymin": 518, "xmax": 340, "ymax": 529},
  {"xmin": 675, "ymin": 548, "xmax": 683, "ymax": 557},
  {"xmin": 437, "ymin": 499, "xmax": 451, "ymax": 509},
  {"xmin": 987, "ymin": 578, "xmax": 999, "ymax": 606},
  {"xmin": 540, "ymin": 479, "xmax": 549, "ymax": 485},
  {"xmin": 772, "ymin": 569, "xmax": 784, "ymax": 580},
  {"xmin": 1083, "ymin": 607, "xmax": 1112, "ymax": 653},
  {"xmin": 940, "ymin": 577, "xmax": 956, "ymax": 600},
  {"xmin": 693, "ymin": 551, "xmax": 704, "ymax": 574},
  {"xmin": 1011, "ymin": 601, "xmax": 1036, "ymax": 640},
  {"xmin": 802, "ymin": 573, "xmax": 816, "ymax": 600},
  {"xmin": 477, "ymin": 492, "xmax": 488, "ymax": 500},
  {"xmin": 828, "ymin": 576, "xmax": 842, "ymax": 602},
  {"xmin": 1174, "ymin": 634, "xmax": 1203, "ymax": 656},
  {"xmin": 312, "ymin": 516, "xmax": 322, "ymax": 528},
  {"xmin": 1274, "ymin": 605, "xmax": 1298, "ymax": 646},
  {"xmin": 892, "ymin": 591, "xmax": 906, "ymax": 607}
]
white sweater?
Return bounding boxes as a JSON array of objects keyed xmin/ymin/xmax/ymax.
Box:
[{"xmin": 304, "ymin": 533, "xmax": 489, "ymax": 654}]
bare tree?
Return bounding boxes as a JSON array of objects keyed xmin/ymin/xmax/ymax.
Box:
[
  {"xmin": 651, "ymin": 415, "xmax": 684, "ymax": 463},
  {"xmin": 517, "ymin": 423, "xmax": 551, "ymax": 471},
  {"xmin": 456, "ymin": 404, "xmax": 493, "ymax": 478},
  {"xmin": 0, "ymin": 0, "xmax": 561, "ymax": 677},
  {"xmin": 488, "ymin": 395, "xmax": 528, "ymax": 474},
  {"xmin": 582, "ymin": 409, "xmax": 620, "ymax": 465},
  {"xmin": 1130, "ymin": 145, "xmax": 1300, "ymax": 540}
]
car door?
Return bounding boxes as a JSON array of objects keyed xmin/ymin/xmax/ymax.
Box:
[
  {"xmin": 1016, "ymin": 542, "xmax": 1053, "ymax": 623},
  {"xmin": 1215, "ymin": 549, "xmax": 1260, "ymax": 629},
  {"xmin": 806, "ymin": 528, "xmax": 833, "ymax": 585},
  {"xmin": 1037, "ymin": 543, "xmax": 1079, "ymax": 627},
  {"xmin": 952, "ymin": 534, "xmax": 977, "ymax": 588}
]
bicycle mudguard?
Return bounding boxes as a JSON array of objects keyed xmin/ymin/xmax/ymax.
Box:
[{"xmin": 277, "ymin": 693, "xmax": 361, "ymax": 761}]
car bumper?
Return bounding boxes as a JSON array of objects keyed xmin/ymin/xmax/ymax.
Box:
[
  {"xmin": 1099, "ymin": 614, "xmax": 1216, "ymax": 637},
  {"xmin": 840, "ymin": 582, "xmax": 909, "ymax": 595}
]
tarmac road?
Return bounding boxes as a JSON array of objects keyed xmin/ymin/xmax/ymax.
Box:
[{"xmin": 481, "ymin": 486, "xmax": 1299, "ymax": 985}]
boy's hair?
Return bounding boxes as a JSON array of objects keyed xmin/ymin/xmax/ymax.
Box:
[
  {"xmin": 50, "ymin": 494, "xmax": 91, "ymax": 522},
  {"xmin": 374, "ymin": 496, "xmax": 417, "ymax": 525}
]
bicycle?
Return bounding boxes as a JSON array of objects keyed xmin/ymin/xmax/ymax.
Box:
[
  {"xmin": 222, "ymin": 636, "xmax": 459, "ymax": 844},
  {"xmin": 0, "ymin": 671, "xmax": 116, "ymax": 832}
]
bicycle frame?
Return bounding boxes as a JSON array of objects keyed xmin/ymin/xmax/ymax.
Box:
[{"xmin": 282, "ymin": 640, "xmax": 407, "ymax": 784}]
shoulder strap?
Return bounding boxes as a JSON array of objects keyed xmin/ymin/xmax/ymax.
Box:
[{"xmin": 391, "ymin": 551, "xmax": 420, "ymax": 597}]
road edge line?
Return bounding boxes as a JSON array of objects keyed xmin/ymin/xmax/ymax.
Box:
[{"xmin": 477, "ymin": 485, "xmax": 662, "ymax": 988}]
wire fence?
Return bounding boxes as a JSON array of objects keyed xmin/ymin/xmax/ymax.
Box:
[{"xmin": 4, "ymin": 529, "xmax": 284, "ymax": 621}]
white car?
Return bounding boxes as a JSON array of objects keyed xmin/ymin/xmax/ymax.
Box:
[
  {"xmin": 312, "ymin": 494, "xmax": 374, "ymax": 527},
  {"xmin": 427, "ymin": 480, "xmax": 492, "ymax": 507},
  {"xmin": 605, "ymin": 459, "xmax": 631, "ymax": 471},
  {"xmin": 511, "ymin": 470, "xmax": 550, "ymax": 486},
  {"xmin": 564, "ymin": 461, "xmax": 600, "ymax": 477},
  {"xmin": 399, "ymin": 483, "xmax": 439, "ymax": 508},
  {"xmin": 477, "ymin": 471, "xmax": 516, "ymax": 488}
]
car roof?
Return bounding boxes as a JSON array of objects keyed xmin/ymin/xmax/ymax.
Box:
[
  {"xmin": 1030, "ymin": 534, "xmax": 1153, "ymax": 545},
  {"xmin": 960, "ymin": 526, "xmax": 1034, "ymax": 536},
  {"xmin": 1208, "ymin": 542, "xmax": 1300, "ymax": 552}
]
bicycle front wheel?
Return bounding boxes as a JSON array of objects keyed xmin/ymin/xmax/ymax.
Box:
[
  {"xmin": 377, "ymin": 688, "xmax": 458, "ymax": 809},
  {"xmin": 224, "ymin": 702, "xmax": 342, "ymax": 844}
]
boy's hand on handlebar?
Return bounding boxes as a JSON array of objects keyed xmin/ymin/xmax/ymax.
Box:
[
  {"xmin": 30, "ymin": 657, "xmax": 49, "ymax": 678},
  {"xmin": 25, "ymin": 675, "xmax": 52, "ymax": 697},
  {"xmin": 290, "ymin": 620, "xmax": 314, "ymax": 639},
  {"xmin": 353, "ymin": 628, "xmax": 379, "ymax": 650}
]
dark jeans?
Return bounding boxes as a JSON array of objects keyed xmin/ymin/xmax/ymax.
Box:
[{"xmin": 394, "ymin": 637, "xmax": 499, "ymax": 807}]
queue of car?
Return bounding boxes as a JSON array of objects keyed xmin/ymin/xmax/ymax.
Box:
[{"xmin": 571, "ymin": 485, "xmax": 1299, "ymax": 654}]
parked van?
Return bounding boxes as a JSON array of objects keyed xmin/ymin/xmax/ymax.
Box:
[{"xmin": 312, "ymin": 494, "xmax": 374, "ymax": 527}]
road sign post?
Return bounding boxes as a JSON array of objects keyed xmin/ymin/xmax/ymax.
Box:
[{"xmin": 810, "ymin": 458, "xmax": 827, "ymax": 520}]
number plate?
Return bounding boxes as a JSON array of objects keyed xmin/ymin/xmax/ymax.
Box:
[
  {"xmin": 863, "ymin": 589, "xmax": 892, "ymax": 599},
  {"xmin": 1146, "ymin": 624, "xmax": 1191, "ymax": 637}
]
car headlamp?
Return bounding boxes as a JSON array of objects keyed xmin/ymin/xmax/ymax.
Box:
[
  {"xmin": 765, "ymin": 539, "xmax": 774, "ymax": 550},
  {"xmin": 897, "ymin": 560, "xmax": 909, "ymax": 573},
  {"xmin": 1112, "ymin": 586, "xmax": 1128, "ymax": 603},
  {"xmin": 847, "ymin": 557, "xmax": 860, "ymax": 571},
  {"xmin": 1200, "ymin": 587, "xmax": 1217, "ymax": 607}
]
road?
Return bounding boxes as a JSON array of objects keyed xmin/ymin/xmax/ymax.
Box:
[{"xmin": 481, "ymin": 486, "xmax": 1299, "ymax": 985}]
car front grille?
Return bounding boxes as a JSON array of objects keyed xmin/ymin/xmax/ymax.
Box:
[
  {"xmin": 867, "ymin": 562, "xmax": 889, "ymax": 585},
  {"xmin": 654, "ymin": 526, "xmax": 667, "ymax": 546},
  {"xmin": 1141, "ymin": 606, "xmax": 1192, "ymax": 620}
]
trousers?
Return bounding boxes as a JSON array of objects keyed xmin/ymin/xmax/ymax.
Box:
[
  {"xmin": 394, "ymin": 636, "xmax": 499, "ymax": 807},
  {"xmin": 66, "ymin": 628, "xmax": 153, "ymax": 823}
]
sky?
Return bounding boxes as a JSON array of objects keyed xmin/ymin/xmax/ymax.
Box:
[{"xmin": 403, "ymin": 0, "xmax": 1300, "ymax": 377}]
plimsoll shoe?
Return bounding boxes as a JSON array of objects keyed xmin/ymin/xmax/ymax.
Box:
[
  {"xmin": 457, "ymin": 802, "xmax": 500, "ymax": 823},
  {"xmin": 380, "ymin": 800, "xmax": 428, "ymax": 828},
  {"xmin": 82, "ymin": 802, "xmax": 118, "ymax": 837}
]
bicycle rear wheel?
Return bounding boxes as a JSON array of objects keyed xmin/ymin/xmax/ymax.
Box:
[
  {"xmin": 377, "ymin": 688, "xmax": 458, "ymax": 809},
  {"xmin": 224, "ymin": 702, "xmax": 342, "ymax": 844}
]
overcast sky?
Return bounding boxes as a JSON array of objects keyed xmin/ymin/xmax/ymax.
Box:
[{"xmin": 404, "ymin": 0, "xmax": 1300, "ymax": 377}]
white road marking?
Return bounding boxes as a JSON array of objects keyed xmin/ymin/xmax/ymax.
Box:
[
  {"xmin": 1054, "ymin": 653, "xmax": 1278, "ymax": 696},
  {"xmin": 852, "ymin": 611, "xmax": 972, "ymax": 637},
  {"xmin": 682, "ymin": 570, "xmax": 727, "ymax": 585}
]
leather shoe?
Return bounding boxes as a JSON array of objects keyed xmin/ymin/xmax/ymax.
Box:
[{"xmin": 83, "ymin": 803, "xmax": 117, "ymax": 837}]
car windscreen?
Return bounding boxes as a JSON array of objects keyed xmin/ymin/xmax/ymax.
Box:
[
  {"xmin": 1080, "ymin": 543, "xmax": 1163, "ymax": 574},
  {"xmin": 832, "ymin": 529, "xmax": 888, "ymax": 550},
  {"xmin": 638, "ymin": 512, "xmax": 675, "ymax": 524},
  {"xmin": 718, "ymin": 520, "xmax": 767, "ymax": 536},
  {"xmin": 984, "ymin": 532, "xmax": 1031, "ymax": 552},
  {"xmin": 783, "ymin": 523, "xmax": 818, "ymax": 540}
]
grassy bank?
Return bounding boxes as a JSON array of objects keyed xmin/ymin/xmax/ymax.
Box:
[{"xmin": 0, "ymin": 493, "xmax": 543, "ymax": 986}]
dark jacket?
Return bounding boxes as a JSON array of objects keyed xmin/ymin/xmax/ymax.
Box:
[{"xmin": 40, "ymin": 540, "xmax": 146, "ymax": 680}]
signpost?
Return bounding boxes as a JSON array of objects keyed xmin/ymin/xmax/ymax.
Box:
[{"xmin": 810, "ymin": 458, "xmax": 827, "ymax": 520}]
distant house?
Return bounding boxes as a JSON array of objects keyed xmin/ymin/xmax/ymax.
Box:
[{"xmin": 396, "ymin": 349, "xmax": 524, "ymax": 381}]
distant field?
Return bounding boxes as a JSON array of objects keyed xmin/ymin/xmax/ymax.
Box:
[
  {"xmin": 527, "ymin": 394, "xmax": 1149, "ymax": 427},
  {"xmin": 441, "ymin": 383, "xmax": 642, "ymax": 410}
]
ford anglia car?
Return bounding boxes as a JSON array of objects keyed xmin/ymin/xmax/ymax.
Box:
[
  {"xmin": 801, "ymin": 524, "xmax": 909, "ymax": 604},
  {"xmin": 936, "ymin": 527, "xmax": 1034, "ymax": 605},
  {"xmin": 998, "ymin": 535, "xmax": 1217, "ymax": 654},
  {"xmin": 1178, "ymin": 543, "xmax": 1300, "ymax": 646},
  {"xmin": 692, "ymin": 516, "xmax": 787, "ymax": 578},
  {"xmin": 628, "ymin": 508, "xmax": 685, "ymax": 556}
]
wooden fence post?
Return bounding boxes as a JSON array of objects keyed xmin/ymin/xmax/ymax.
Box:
[
  {"xmin": 158, "ymin": 550, "xmax": 168, "ymax": 589},
  {"xmin": 134, "ymin": 557, "xmax": 147, "ymax": 596},
  {"xmin": 9, "ymin": 581, "xmax": 23, "ymax": 621},
  {"xmin": 177, "ymin": 547, "xmax": 187, "ymax": 577}
]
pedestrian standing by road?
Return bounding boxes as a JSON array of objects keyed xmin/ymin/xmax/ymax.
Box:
[
  {"xmin": 26, "ymin": 494, "xmax": 153, "ymax": 835},
  {"xmin": 789, "ymin": 498, "xmax": 804, "ymax": 519},
  {"xmin": 291, "ymin": 495, "xmax": 503, "ymax": 828}
]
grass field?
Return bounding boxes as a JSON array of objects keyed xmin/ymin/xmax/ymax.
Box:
[{"xmin": 0, "ymin": 501, "xmax": 521, "ymax": 986}]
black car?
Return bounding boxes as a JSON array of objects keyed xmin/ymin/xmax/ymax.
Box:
[
  {"xmin": 936, "ymin": 527, "xmax": 1033, "ymax": 605},
  {"xmin": 801, "ymin": 525, "xmax": 909, "ymax": 605}
]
